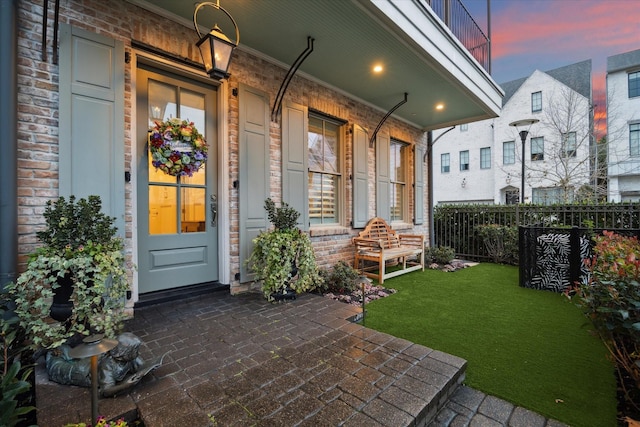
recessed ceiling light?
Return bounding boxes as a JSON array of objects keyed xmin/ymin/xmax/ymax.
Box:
[
  {"xmin": 435, "ymin": 103, "xmax": 445, "ymax": 110},
  {"xmin": 373, "ymin": 64, "xmax": 383, "ymax": 73}
]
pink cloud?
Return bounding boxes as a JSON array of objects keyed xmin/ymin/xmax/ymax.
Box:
[{"xmin": 492, "ymin": 0, "xmax": 640, "ymax": 60}]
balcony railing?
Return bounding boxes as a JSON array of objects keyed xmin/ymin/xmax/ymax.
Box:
[{"xmin": 426, "ymin": 0, "xmax": 491, "ymax": 73}]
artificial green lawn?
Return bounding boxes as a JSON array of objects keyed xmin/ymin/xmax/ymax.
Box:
[{"xmin": 364, "ymin": 263, "xmax": 617, "ymax": 427}]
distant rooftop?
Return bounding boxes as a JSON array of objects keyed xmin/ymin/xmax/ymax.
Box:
[
  {"xmin": 607, "ymin": 48, "xmax": 640, "ymax": 73},
  {"xmin": 500, "ymin": 59, "xmax": 592, "ymax": 106}
]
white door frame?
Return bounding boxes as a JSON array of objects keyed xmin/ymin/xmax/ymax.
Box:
[{"xmin": 128, "ymin": 50, "xmax": 231, "ymax": 306}]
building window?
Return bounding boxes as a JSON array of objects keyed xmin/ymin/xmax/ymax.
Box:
[
  {"xmin": 631, "ymin": 123, "xmax": 640, "ymax": 157},
  {"xmin": 532, "ymin": 91, "xmax": 542, "ymax": 112},
  {"xmin": 532, "ymin": 187, "xmax": 573, "ymax": 205},
  {"xmin": 629, "ymin": 71, "xmax": 640, "ymax": 98},
  {"xmin": 531, "ymin": 137, "xmax": 544, "ymax": 161},
  {"xmin": 562, "ymin": 132, "xmax": 577, "ymax": 157},
  {"xmin": 308, "ymin": 114, "xmax": 342, "ymax": 225},
  {"xmin": 390, "ymin": 140, "xmax": 407, "ymax": 222},
  {"xmin": 503, "ymin": 141, "xmax": 515, "ymax": 164},
  {"xmin": 480, "ymin": 147, "xmax": 491, "ymax": 169},
  {"xmin": 460, "ymin": 150, "xmax": 469, "ymax": 171},
  {"xmin": 460, "ymin": 123, "xmax": 468, "ymax": 132},
  {"xmin": 441, "ymin": 153, "xmax": 450, "ymax": 173}
]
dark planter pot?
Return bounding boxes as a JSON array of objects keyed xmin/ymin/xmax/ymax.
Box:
[
  {"xmin": 271, "ymin": 288, "xmax": 297, "ymax": 302},
  {"xmin": 50, "ymin": 272, "xmax": 74, "ymax": 322}
]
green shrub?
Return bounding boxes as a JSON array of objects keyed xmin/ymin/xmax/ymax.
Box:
[
  {"xmin": 318, "ymin": 261, "xmax": 360, "ymax": 294},
  {"xmin": 570, "ymin": 231, "xmax": 640, "ymax": 407},
  {"xmin": 477, "ymin": 224, "xmax": 519, "ymax": 265},
  {"xmin": 426, "ymin": 246, "xmax": 455, "ymax": 265},
  {"xmin": 0, "ymin": 294, "xmax": 36, "ymax": 427},
  {"xmin": 264, "ymin": 198, "xmax": 299, "ymax": 231}
]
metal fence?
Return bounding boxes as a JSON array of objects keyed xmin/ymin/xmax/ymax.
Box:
[{"xmin": 433, "ymin": 203, "xmax": 640, "ymax": 260}]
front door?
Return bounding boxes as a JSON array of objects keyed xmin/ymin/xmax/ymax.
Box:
[{"xmin": 136, "ymin": 65, "xmax": 218, "ymax": 294}]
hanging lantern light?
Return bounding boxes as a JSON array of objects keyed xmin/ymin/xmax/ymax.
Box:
[{"xmin": 193, "ymin": 1, "xmax": 240, "ymax": 81}]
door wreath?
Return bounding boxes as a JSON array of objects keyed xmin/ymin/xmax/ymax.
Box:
[{"xmin": 149, "ymin": 118, "xmax": 208, "ymax": 177}]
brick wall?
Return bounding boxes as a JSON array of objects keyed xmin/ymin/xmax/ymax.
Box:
[{"xmin": 16, "ymin": 0, "xmax": 429, "ymax": 295}]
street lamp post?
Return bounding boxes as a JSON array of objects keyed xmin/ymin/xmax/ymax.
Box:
[{"xmin": 509, "ymin": 119, "xmax": 539, "ymax": 203}]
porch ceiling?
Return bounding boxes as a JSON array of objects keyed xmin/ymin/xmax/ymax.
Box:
[{"xmin": 128, "ymin": 0, "xmax": 503, "ymax": 131}]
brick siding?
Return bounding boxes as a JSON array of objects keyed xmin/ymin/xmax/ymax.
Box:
[{"xmin": 16, "ymin": 0, "xmax": 429, "ymax": 295}]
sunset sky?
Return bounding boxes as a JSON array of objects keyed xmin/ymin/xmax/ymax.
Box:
[{"xmin": 464, "ymin": 0, "xmax": 640, "ymax": 133}]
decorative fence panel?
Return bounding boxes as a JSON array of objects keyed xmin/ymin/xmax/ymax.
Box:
[
  {"xmin": 433, "ymin": 203, "xmax": 640, "ymax": 261},
  {"xmin": 519, "ymin": 227, "xmax": 640, "ymax": 293}
]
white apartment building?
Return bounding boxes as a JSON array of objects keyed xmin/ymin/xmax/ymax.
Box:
[
  {"xmin": 432, "ymin": 60, "xmax": 593, "ymax": 205},
  {"xmin": 606, "ymin": 49, "xmax": 640, "ymax": 202}
]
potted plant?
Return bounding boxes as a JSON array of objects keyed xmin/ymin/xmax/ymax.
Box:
[
  {"xmin": 247, "ymin": 198, "xmax": 321, "ymax": 301},
  {"xmin": 6, "ymin": 195, "xmax": 131, "ymax": 350}
]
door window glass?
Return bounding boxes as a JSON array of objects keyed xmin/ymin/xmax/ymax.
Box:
[
  {"xmin": 181, "ymin": 187, "xmax": 206, "ymax": 232},
  {"xmin": 147, "ymin": 79, "xmax": 207, "ymax": 234}
]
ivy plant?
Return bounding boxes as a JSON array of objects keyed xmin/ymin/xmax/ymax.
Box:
[
  {"xmin": 6, "ymin": 196, "xmax": 131, "ymax": 350},
  {"xmin": 247, "ymin": 199, "xmax": 321, "ymax": 301}
]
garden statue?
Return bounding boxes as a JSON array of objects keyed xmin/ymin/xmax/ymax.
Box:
[{"xmin": 45, "ymin": 332, "xmax": 164, "ymax": 397}]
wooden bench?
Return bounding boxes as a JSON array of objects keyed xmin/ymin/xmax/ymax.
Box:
[{"xmin": 353, "ymin": 217, "xmax": 425, "ymax": 284}]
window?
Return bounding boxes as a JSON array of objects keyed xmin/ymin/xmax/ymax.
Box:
[
  {"xmin": 631, "ymin": 123, "xmax": 640, "ymax": 157},
  {"xmin": 629, "ymin": 71, "xmax": 640, "ymax": 98},
  {"xmin": 480, "ymin": 147, "xmax": 491, "ymax": 169},
  {"xmin": 562, "ymin": 132, "xmax": 577, "ymax": 157},
  {"xmin": 503, "ymin": 141, "xmax": 515, "ymax": 164},
  {"xmin": 390, "ymin": 140, "xmax": 407, "ymax": 222},
  {"xmin": 533, "ymin": 187, "xmax": 573, "ymax": 205},
  {"xmin": 308, "ymin": 114, "xmax": 342, "ymax": 225},
  {"xmin": 532, "ymin": 91, "xmax": 542, "ymax": 112},
  {"xmin": 441, "ymin": 153, "xmax": 450, "ymax": 173},
  {"xmin": 460, "ymin": 123, "xmax": 468, "ymax": 132},
  {"xmin": 531, "ymin": 137, "xmax": 544, "ymax": 161},
  {"xmin": 459, "ymin": 150, "xmax": 469, "ymax": 171}
]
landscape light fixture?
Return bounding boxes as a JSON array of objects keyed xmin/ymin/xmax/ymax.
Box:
[
  {"xmin": 193, "ymin": 1, "xmax": 240, "ymax": 81},
  {"xmin": 509, "ymin": 119, "xmax": 539, "ymax": 203},
  {"xmin": 355, "ymin": 275, "xmax": 371, "ymax": 326},
  {"xmin": 68, "ymin": 334, "xmax": 118, "ymax": 425}
]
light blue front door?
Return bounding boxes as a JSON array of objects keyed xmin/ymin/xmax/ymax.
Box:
[{"xmin": 136, "ymin": 65, "xmax": 218, "ymax": 294}]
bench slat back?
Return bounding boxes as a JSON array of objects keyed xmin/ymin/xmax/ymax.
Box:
[{"xmin": 358, "ymin": 217, "xmax": 400, "ymax": 249}]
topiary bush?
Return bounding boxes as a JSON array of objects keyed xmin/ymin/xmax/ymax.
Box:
[{"xmin": 264, "ymin": 198, "xmax": 299, "ymax": 231}]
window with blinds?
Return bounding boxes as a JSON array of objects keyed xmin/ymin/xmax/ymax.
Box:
[
  {"xmin": 308, "ymin": 114, "xmax": 342, "ymax": 225},
  {"xmin": 390, "ymin": 140, "xmax": 407, "ymax": 222}
]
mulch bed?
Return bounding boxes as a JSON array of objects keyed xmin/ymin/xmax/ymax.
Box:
[
  {"xmin": 323, "ymin": 283, "xmax": 396, "ymax": 306},
  {"xmin": 323, "ymin": 260, "xmax": 475, "ymax": 306}
]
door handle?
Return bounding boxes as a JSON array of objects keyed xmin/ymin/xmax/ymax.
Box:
[{"xmin": 210, "ymin": 194, "xmax": 217, "ymax": 227}]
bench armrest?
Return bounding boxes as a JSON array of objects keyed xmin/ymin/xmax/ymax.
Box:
[{"xmin": 353, "ymin": 237, "xmax": 384, "ymax": 251}]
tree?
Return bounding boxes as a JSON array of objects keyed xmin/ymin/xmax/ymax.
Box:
[
  {"xmin": 525, "ymin": 83, "xmax": 594, "ymax": 203},
  {"xmin": 501, "ymin": 81, "xmax": 622, "ymax": 204}
]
